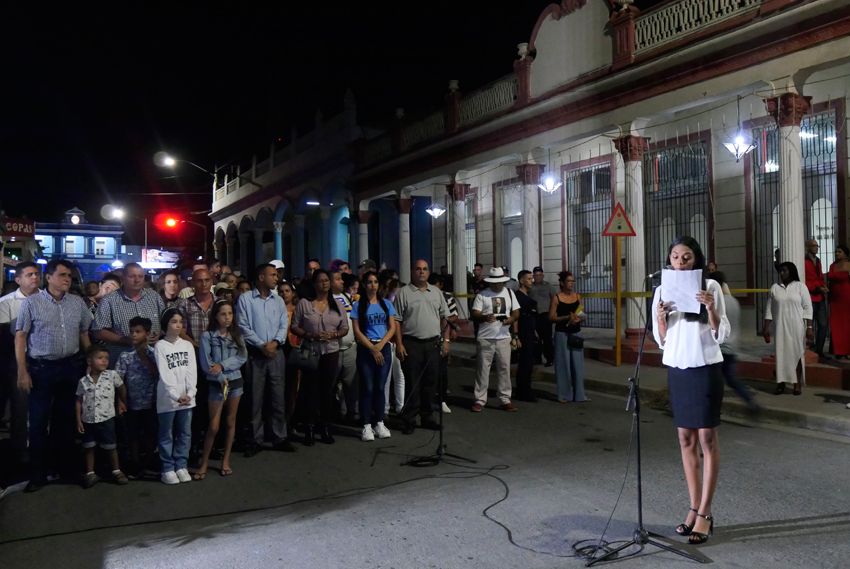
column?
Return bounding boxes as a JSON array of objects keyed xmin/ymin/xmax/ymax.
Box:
[
  {"xmin": 395, "ymin": 198, "xmax": 413, "ymax": 273},
  {"xmin": 273, "ymin": 222, "xmax": 284, "ymax": 260},
  {"xmin": 238, "ymin": 232, "xmax": 249, "ymax": 277},
  {"xmin": 225, "ymin": 237, "xmax": 236, "ymax": 269},
  {"xmin": 513, "ymin": 44, "xmax": 533, "ymax": 107},
  {"xmin": 516, "ymin": 164, "xmax": 545, "ymax": 274},
  {"xmin": 766, "ymin": 93, "xmax": 811, "ymax": 274},
  {"xmin": 254, "ymin": 228, "xmax": 265, "ymax": 265},
  {"xmin": 294, "ymin": 215, "xmax": 306, "ymax": 276},
  {"xmin": 448, "ymin": 183, "xmax": 471, "ymax": 298},
  {"xmin": 225, "ymin": 237, "xmax": 236, "ymax": 268},
  {"xmin": 347, "ymin": 207, "xmax": 357, "ymax": 265},
  {"xmin": 319, "ymin": 206, "xmax": 332, "ymax": 265},
  {"xmin": 358, "ymin": 209, "xmax": 370, "ymax": 265},
  {"xmin": 609, "ymin": 4, "xmax": 639, "ymax": 71},
  {"xmin": 614, "ymin": 135, "xmax": 650, "ymax": 345}
]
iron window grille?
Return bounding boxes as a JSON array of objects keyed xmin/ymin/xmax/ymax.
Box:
[{"xmin": 564, "ymin": 163, "xmax": 614, "ymax": 328}]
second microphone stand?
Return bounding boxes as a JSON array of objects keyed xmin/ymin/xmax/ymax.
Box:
[{"xmin": 403, "ymin": 322, "xmax": 477, "ymax": 468}]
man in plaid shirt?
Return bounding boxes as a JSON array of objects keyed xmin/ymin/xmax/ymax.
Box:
[
  {"xmin": 175, "ymin": 270, "xmax": 214, "ymax": 347},
  {"xmin": 92, "ymin": 263, "xmax": 166, "ymax": 369}
]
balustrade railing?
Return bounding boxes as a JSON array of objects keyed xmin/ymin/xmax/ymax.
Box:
[
  {"xmin": 459, "ymin": 77, "xmax": 518, "ymax": 126},
  {"xmin": 226, "ymin": 180, "xmax": 238, "ymax": 194},
  {"xmin": 361, "ymin": 134, "xmax": 393, "ymax": 165},
  {"xmin": 635, "ymin": 0, "xmax": 761, "ymax": 54},
  {"xmin": 255, "ymin": 158, "xmax": 270, "ymax": 177},
  {"xmin": 403, "ymin": 111, "xmax": 446, "ymax": 148},
  {"xmin": 214, "ymin": 188, "xmax": 225, "ymax": 202}
]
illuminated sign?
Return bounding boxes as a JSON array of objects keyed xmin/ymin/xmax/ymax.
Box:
[{"xmin": 0, "ymin": 218, "xmax": 36, "ymax": 238}]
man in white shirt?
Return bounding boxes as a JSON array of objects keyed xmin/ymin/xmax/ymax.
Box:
[
  {"xmin": 471, "ymin": 268, "xmax": 520, "ymax": 412},
  {"xmin": 0, "ymin": 261, "xmax": 41, "ymax": 462}
]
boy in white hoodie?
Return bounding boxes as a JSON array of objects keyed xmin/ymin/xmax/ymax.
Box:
[{"xmin": 154, "ymin": 308, "xmax": 197, "ymax": 485}]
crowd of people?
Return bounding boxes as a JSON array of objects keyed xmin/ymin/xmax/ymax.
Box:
[
  {"xmin": 3, "ymin": 236, "xmax": 843, "ymax": 547},
  {"xmin": 0, "ymin": 253, "xmax": 587, "ymax": 494}
]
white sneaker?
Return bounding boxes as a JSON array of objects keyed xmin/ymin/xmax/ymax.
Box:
[
  {"xmin": 361, "ymin": 425, "xmax": 375, "ymax": 442},
  {"xmin": 846, "ymin": 402, "xmax": 850, "ymax": 409},
  {"xmin": 441, "ymin": 402, "xmax": 452, "ymax": 414},
  {"xmin": 161, "ymin": 471, "xmax": 180, "ymax": 485},
  {"xmin": 374, "ymin": 422, "xmax": 392, "ymax": 439},
  {"xmin": 175, "ymin": 468, "xmax": 192, "ymax": 483}
]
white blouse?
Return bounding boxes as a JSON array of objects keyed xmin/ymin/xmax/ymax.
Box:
[{"xmin": 651, "ymin": 278, "xmax": 730, "ymax": 370}]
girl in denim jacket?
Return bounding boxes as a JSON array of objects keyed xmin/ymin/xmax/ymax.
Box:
[{"xmin": 196, "ymin": 300, "xmax": 247, "ymax": 478}]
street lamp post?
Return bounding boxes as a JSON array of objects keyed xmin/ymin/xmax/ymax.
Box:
[
  {"xmin": 181, "ymin": 220, "xmax": 208, "ymax": 258},
  {"xmin": 102, "ymin": 205, "xmax": 147, "ymax": 256},
  {"xmin": 154, "ymin": 152, "xmax": 263, "ymax": 189}
]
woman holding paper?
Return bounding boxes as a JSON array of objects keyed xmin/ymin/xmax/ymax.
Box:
[
  {"xmin": 763, "ymin": 262, "xmax": 813, "ymax": 394},
  {"xmin": 652, "ymin": 236, "xmax": 730, "ymax": 546}
]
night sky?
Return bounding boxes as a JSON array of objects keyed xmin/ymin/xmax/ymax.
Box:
[{"xmin": 4, "ymin": 1, "xmax": 662, "ymax": 250}]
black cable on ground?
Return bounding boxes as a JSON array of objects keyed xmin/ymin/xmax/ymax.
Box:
[
  {"xmin": 569, "ymin": 411, "xmax": 642, "ymax": 564},
  {"xmin": 0, "ymin": 465, "xmax": 503, "ymax": 546}
]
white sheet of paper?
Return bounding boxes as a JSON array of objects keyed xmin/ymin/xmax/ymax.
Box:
[{"xmin": 661, "ymin": 269, "xmax": 703, "ymax": 314}]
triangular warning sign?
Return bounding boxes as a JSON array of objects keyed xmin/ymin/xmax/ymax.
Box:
[{"xmin": 602, "ymin": 203, "xmax": 636, "ymax": 237}]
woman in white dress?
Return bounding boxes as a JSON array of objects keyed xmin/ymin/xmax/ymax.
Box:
[{"xmin": 763, "ymin": 262, "xmax": 813, "ymax": 395}]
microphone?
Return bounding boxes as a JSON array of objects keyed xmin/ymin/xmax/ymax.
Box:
[{"xmin": 647, "ymin": 265, "xmax": 673, "ymax": 279}]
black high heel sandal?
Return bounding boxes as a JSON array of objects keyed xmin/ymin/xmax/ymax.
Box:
[
  {"xmin": 688, "ymin": 513, "xmax": 714, "ymax": 545},
  {"xmin": 774, "ymin": 383, "xmax": 785, "ymax": 395},
  {"xmin": 675, "ymin": 508, "xmax": 698, "ymax": 536}
]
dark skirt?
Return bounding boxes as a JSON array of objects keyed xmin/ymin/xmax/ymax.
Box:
[{"xmin": 667, "ymin": 363, "xmax": 724, "ymax": 429}]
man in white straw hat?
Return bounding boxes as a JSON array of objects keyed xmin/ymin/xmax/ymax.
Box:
[{"xmin": 470, "ymin": 267, "xmax": 520, "ymax": 412}]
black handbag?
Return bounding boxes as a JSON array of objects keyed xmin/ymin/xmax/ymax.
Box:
[
  {"xmin": 287, "ymin": 340, "xmax": 320, "ymax": 371},
  {"xmin": 566, "ymin": 334, "xmax": 584, "ymax": 349}
]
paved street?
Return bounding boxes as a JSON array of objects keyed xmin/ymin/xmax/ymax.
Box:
[{"xmin": 2, "ymin": 366, "xmax": 850, "ymax": 569}]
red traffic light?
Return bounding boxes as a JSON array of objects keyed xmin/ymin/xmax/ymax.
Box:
[{"xmin": 154, "ymin": 213, "xmax": 182, "ymax": 229}]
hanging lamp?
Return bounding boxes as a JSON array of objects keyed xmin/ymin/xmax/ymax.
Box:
[{"xmin": 722, "ymin": 95, "xmax": 757, "ymax": 162}]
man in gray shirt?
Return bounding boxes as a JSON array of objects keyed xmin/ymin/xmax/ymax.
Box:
[
  {"xmin": 528, "ymin": 267, "xmax": 555, "ymax": 367},
  {"xmin": 393, "ymin": 260, "xmax": 450, "ymax": 435},
  {"xmin": 502, "ymin": 266, "xmax": 519, "ymax": 292}
]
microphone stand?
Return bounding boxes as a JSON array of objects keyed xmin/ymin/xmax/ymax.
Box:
[
  {"xmin": 403, "ymin": 322, "xmax": 477, "ymax": 467},
  {"xmin": 587, "ymin": 275, "xmax": 707, "ymax": 566}
]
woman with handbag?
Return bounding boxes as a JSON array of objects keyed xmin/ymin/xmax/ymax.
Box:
[
  {"xmin": 351, "ymin": 271, "xmax": 397, "ymax": 441},
  {"xmin": 549, "ymin": 271, "xmax": 588, "ymax": 403},
  {"xmin": 289, "ymin": 269, "xmax": 348, "ymax": 446}
]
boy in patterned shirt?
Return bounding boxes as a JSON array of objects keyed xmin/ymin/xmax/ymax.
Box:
[
  {"xmin": 116, "ymin": 317, "xmax": 159, "ymax": 478},
  {"xmin": 76, "ymin": 345, "xmax": 129, "ymax": 489}
]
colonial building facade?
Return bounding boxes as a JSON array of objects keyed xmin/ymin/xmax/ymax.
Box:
[
  {"xmin": 212, "ymin": 0, "xmax": 850, "ymax": 333},
  {"xmin": 34, "ymin": 207, "xmax": 127, "ymax": 282}
]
